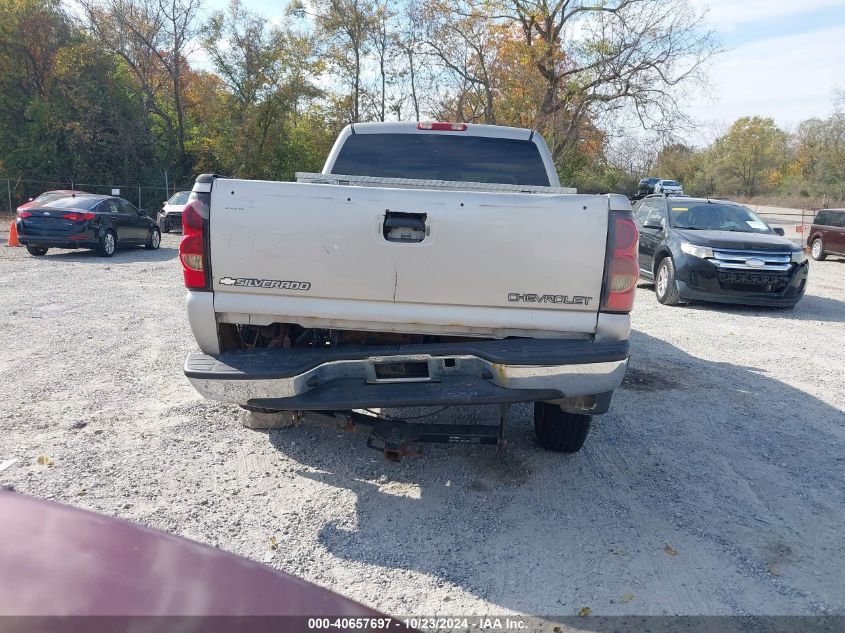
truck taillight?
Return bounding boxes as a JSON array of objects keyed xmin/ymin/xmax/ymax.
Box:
[
  {"xmin": 180, "ymin": 200, "xmax": 208, "ymax": 289},
  {"xmin": 601, "ymin": 215, "xmax": 639, "ymax": 313},
  {"xmin": 417, "ymin": 122, "xmax": 467, "ymax": 131}
]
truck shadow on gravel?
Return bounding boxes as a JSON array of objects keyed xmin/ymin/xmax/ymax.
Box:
[
  {"xmin": 266, "ymin": 330, "xmax": 845, "ymax": 616},
  {"xmin": 42, "ymin": 247, "xmax": 178, "ymax": 263}
]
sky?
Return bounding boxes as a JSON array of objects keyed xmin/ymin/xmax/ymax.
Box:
[
  {"xmin": 199, "ymin": 0, "xmax": 845, "ymax": 139},
  {"xmin": 687, "ymin": 0, "xmax": 845, "ymax": 139}
]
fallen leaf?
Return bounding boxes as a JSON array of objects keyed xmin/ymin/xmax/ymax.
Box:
[
  {"xmin": 621, "ymin": 593, "xmax": 635, "ymax": 603},
  {"xmin": 36, "ymin": 456, "xmax": 54, "ymax": 467},
  {"xmin": 76, "ymin": 489, "xmax": 87, "ymax": 496},
  {"xmin": 664, "ymin": 543, "xmax": 678, "ymax": 556},
  {"xmin": 578, "ymin": 607, "xmax": 591, "ymax": 617},
  {"xmin": 269, "ymin": 536, "xmax": 278, "ymax": 550},
  {"xmin": 768, "ymin": 564, "xmax": 782, "ymax": 577}
]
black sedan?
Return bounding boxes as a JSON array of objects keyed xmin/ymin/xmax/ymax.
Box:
[
  {"xmin": 16, "ymin": 194, "xmax": 161, "ymax": 257},
  {"xmin": 633, "ymin": 196, "xmax": 808, "ymax": 308}
]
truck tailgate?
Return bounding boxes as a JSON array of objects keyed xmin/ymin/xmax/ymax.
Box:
[{"xmin": 208, "ymin": 179, "xmax": 609, "ymax": 337}]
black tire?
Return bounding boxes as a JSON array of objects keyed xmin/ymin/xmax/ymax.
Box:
[
  {"xmin": 533, "ymin": 402, "xmax": 592, "ymax": 453},
  {"xmin": 26, "ymin": 246, "xmax": 48, "ymax": 256},
  {"xmin": 810, "ymin": 238, "xmax": 826, "ymax": 261},
  {"xmin": 655, "ymin": 256, "xmax": 681, "ymax": 306},
  {"xmin": 145, "ymin": 227, "xmax": 161, "ymax": 250},
  {"xmin": 161, "ymin": 220, "xmax": 169, "ymax": 233},
  {"xmin": 96, "ymin": 230, "xmax": 116, "ymax": 257}
]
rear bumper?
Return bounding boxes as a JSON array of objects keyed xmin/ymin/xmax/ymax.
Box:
[
  {"xmin": 17, "ymin": 235, "xmax": 98, "ymax": 249},
  {"xmin": 185, "ymin": 338, "xmax": 629, "ymax": 412},
  {"xmin": 16, "ymin": 221, "xmax": 99, "ymax": 249}
]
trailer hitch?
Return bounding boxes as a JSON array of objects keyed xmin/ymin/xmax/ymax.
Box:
[{"xmin": 297, "ymin": 405, "xmax": 508, "ymax": 462}]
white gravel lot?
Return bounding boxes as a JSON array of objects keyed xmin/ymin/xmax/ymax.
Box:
[{"xmin": 0, "ymin": 231, "xmax": 843, "ymax": 619}]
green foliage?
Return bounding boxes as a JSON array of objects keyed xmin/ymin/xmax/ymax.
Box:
[{"xmin": 637, "ymin": 112, "xmax": 845, "ymax": 204}]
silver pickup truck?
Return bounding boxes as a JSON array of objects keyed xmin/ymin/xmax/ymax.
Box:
[{"xmin": 181, "ymin": 122, "xmax": 637, "ymax": 456}]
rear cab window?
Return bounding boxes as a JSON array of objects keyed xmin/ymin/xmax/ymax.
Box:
[{"xmin": 330, "ymin": 133, "xmax": 551, "ymax": 186}]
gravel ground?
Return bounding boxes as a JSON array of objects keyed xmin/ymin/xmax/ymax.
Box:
[{"xmin": 0, "ymin": 231, "xmax": 843, "ymax": 619}]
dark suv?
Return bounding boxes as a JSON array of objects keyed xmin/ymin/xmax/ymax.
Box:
[
  {"xmin": 637, "ymin": 177, "xmax": 660, "ymax": 197},
  {"xmin": 632, "ymin": 196, "xmax": 808, "ymax": 308},
  {"xmin": 808, "ymin": 208, "xmax": 845, "ymax": 261}
]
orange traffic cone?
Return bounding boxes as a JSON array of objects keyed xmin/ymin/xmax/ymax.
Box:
[{"xmin": 6, "ymin": 220, "xmax": 21, "ymax": 247}]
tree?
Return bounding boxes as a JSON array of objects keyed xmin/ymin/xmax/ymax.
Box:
[
  {"xmin": 79, "ymin": 0, "xmax": 201, "ymax": 176},
  {"xmin": 501, "ymin": 0, "xmax": 719, "ymax": 161},
  {"xmin": 0, "ymin": 0, "xmax": 155, "ymax": 190},
  {"xmin": 396, "ymin": 0, "xmax": 425, "ymax": 120},
  {"xmin": 199, "ymin": 3, "xmax": 324, "ymax": 178},
  {"xmin": 423, "ymin": 0, "xmax": 502, "ymax": 124},
  {"xmin": 292, "ymin": 0, "xmax": 376, "ymax": 123},
  {"xmin": 716, "ymin": 117, "xmax": 787, "ymax": 197},
  {"xmin": 655, "ymin": 143, "xmax": 694, "ymax": 182}
]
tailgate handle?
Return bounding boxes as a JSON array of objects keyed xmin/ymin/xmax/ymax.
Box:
[{"xmin": 383, "ymin": 211, "xmax": 427, "ymax": 243}]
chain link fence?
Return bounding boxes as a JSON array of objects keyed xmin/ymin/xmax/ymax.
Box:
[
  {"xmin": 1, "ymin": 177, "xmax": 194, "ymax": 218},
  {"xmin": 750, "ymin": 208, "xmax": 821, "ymax": 247}
]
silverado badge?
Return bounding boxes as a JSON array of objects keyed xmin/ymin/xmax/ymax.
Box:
[{"xmin": 219, "ymin": 277, "xmax": 311, "ymax": 290}]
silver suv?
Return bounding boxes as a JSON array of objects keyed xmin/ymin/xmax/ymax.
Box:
[{"xmin": 653, "ymin": 179, "xmax": 684, "ymax": 195}]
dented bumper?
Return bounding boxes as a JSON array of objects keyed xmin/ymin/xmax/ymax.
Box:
[{"xmin": 184, "ymin": 338, "xmax": 629, "ymax": 413}]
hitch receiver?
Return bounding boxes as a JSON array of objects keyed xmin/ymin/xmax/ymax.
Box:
[{"xmin": 298, "ymin": 405, "xmax": 509, "ymax": 461}]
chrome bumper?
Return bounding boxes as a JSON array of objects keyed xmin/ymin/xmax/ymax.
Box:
[{"xmin": 185, "ymin": 350, "xmax": 628, "ymax": 410}]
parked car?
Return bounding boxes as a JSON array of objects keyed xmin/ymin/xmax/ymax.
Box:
[
  {"xmin": 16, "ymin": 194, "xmax": 160, "ymax": 257},
  {"xmin": 807, "ymin": 208, "xmax": 845, "ymax": 261},
  {"xmin": 181, "ymin": 122, "xmax": 638, "ymax": 455},
  {"xmin": 653, "ymin": 179, "xmax": 684, "ymax": 195},
  {"xmin": 157, "ymin": 190, "xmax": 191, "ymax": 233},
  {"xmin": 16, "ymin": 189, "xmax": 89, "ymax": 213},
  {"xmin": 637, "ymin": 176, "xmax": 661, "ymax": 196},
  {"xmin": 633, "ymin": 195, "xmax": 808, "ymax": 307}
]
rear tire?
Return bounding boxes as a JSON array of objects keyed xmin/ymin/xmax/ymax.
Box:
[
  {"xmin": 811, "ymin": 238, "xmax": 826, "ymax": 261},
  {"xmin": 655, "ymin": 257, "xmax": 681, "ymax": 306},
  {"xmin": 533, "ymin": 402, "xmax": 592, "ymax": 453},
  {"xmin": 26, "ymin": 246, "xmax": 48, "ymax": 256},
  {"xmin": 145, "ymin": 227, "xmax": 161, "ymax": 250},
  {"xmin": 96, "ymin": 230, "xmax": 116, "ymax": 257}
]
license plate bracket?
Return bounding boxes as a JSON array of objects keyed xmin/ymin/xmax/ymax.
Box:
[{"xmin": 372, "ymin": 361, "xmax": 430, "ymax": 382}]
